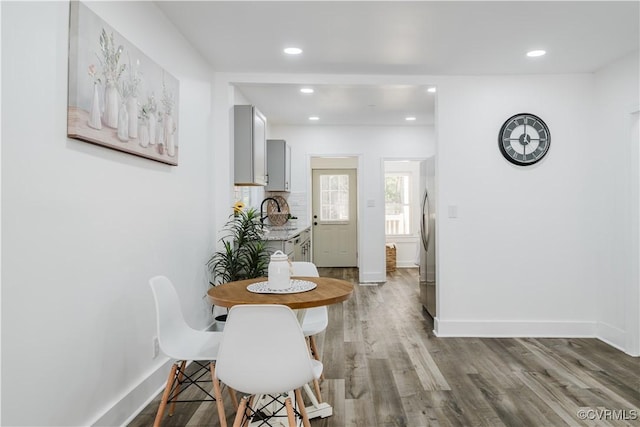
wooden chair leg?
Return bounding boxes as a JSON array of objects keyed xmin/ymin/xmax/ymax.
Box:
[
  {"xmin": 241, "ymin": 395, "xmax": 255, "ymax": 427},
  {"xmin": 312, "ymin": 378, "xmax": 322, "ymax": 402},
  {"xmin": 211, "ymin": 364, "xmax": 228, "ymax": 427},
  {"xmin": 232, "ymin": 396, "xmax": 249, "ymax": 427},
  {"xmin": 153, "ymin": 362, "xmax": 178, "ymax": 427},
  {"xmin": 308, "ymin": 336, "xmax": 324, "ymax": 380},
  {"xmin": 284, "ymin": 397, "xmax": 296, "ymax": 427},
  {"xmin": 295, "ymin": 388, "xmax": 311, "ymax": 427},
  {"xmin": 227, "ymin": 386, "xmax": 239, "ymax": 410},
  {"xmin": 308, "ymin": 336, "xmax": 319, "ymax": 360},
  {"xmin": 168, "ymin": 360, "xmax": 186, "ymax": 416}
]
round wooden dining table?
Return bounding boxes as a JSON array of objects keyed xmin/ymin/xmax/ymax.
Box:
[
  {"xmin": 207, "ymin": 276, "xmax": 353, "ymax": 309},
  {"xmin": 208, "ymin": 276, "xmax": 351, "ymax": 421}
]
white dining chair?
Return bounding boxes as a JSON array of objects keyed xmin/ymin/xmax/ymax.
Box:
[
  {"xmin": 149, "ymin": 275, "xmax": 237, "ymax": 427},
  {"xmin": 291, "ymin": 262, "xmax": 328, "ymax": 376},
  {"xmin": 213, "ymin": 304, "xmax": 323, "ymax": 427}
]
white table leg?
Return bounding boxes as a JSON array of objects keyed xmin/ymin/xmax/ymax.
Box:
[{"xmin": 303, "ymin": 383, "xmax": 333, "ymax": 419}]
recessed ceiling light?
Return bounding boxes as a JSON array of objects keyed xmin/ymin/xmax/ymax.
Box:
[
  {"xmin": 284, "ymin": 47, "xmax": 303, "ymax": 55},
  {"xmin": 300, "ymin": 88, "xmax": 314, "ymax": 94},
  {"xmin": 526, "ymin": 50, "xmax": 546, "ymax": 57},
  {"xmin": 427, "ymin": 87, "xmax": 437, "ymax": 93},
  {"xmin": 405, "ymin": 116, "xmax": 417, "ymax": 121},
  {"xmin": 309, "ymin": 116, "xmax": 320, "ymax": 121}
]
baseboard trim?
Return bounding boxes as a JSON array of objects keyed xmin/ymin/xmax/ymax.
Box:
[
  {"xmin": 90, "ymin": 358, "xmax": 172, "ymax": 426},
  {"xmin": 435, "ymin": 319, "xmax": 597, "ymax": 337},
  {"xmin": 596, "ymin": 321, "xmax": 628, "ymax": 354},
  {"xmin": 359, "ymin": 271, "xmax": 385, "ymax": 283},
  {"xmin": 396, "ymin": 262, "xmax": 419, "ymax": 268}
]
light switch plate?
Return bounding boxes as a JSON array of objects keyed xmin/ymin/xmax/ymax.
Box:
[{"xmin": 448, "ymin": 205, "xmax": 458, "ymax": 218}]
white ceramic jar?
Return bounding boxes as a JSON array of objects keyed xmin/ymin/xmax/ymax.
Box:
[{"xmin": 268, "ymin": 250, "xmax": 291, "ymax": 290}]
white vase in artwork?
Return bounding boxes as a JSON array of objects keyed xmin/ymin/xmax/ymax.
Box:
[
  {"xmin": 88, "ymin": 83, "xmax": 102, "ymax": 130},
  {"xmin": 127, "ymin": 97, "xmax": 138, "ymax": 139},
  {"xmin": 104, "ymin": 82, "xmax": 119, "ymax": 128},
  {"xmin": 148, "ymin": 111, "xmax": 156, "ymax": 145},
  {"xmin": 138, "ymin": 118, "xmax": 149, "ymax": 148},
  {"xmin": 117, "ymin": 102, "xmax": 129, "ymax": 141},
  {"xmin": 164, "ymin": 113, "xmax": 176, "ymax": 157},
  {"xmin": 156, "ymin": 115, "xmax": 164, "ymax": 146}
]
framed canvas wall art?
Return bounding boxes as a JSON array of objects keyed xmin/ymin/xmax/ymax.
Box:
[{"xmin": 67, "ymin": 1, "xmax": 180, "ymax": 165}]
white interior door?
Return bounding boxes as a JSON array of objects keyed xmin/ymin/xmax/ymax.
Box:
[{"xmin": 312, "ymin": 169, "xmax": 357, "ymax": 267}]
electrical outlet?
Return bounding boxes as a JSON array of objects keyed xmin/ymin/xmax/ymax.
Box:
[{"xmin": 152, "ymin": 337, "xmax": 160, "ymax": 359}]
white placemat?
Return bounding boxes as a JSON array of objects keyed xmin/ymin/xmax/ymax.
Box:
[{"xmin": 247, "ymin": 279, "xmax": 317, "ymax": 294}]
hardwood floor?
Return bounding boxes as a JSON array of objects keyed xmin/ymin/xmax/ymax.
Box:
[{"xmin": 129, "ymin": 268, "xmax": 640, "ymax": 427}]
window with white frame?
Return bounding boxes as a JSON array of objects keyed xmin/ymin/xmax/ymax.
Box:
[{"xmin": 384, "ymin": 172, "xmax": 413, "ymax": 235}]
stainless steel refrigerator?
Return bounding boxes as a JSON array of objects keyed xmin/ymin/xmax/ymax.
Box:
[{"xmin": 419, "ymin": 157, "xmax": 436, "ymax": 318}]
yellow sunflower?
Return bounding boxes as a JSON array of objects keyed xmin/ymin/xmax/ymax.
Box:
[{"xmin": 233, "ymin": 201, "xmax": 245, "ymax": 215}]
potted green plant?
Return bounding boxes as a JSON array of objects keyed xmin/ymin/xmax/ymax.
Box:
[{"xmin": 207, "ymin": 207, "xmax": 270, "ymax": 321}]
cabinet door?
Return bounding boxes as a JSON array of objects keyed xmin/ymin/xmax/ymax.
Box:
[
  {"xmin": 284, "ymin": 144, "xmax": 291, "ymax": 191},
  {"xmin": 284, "ymin": 238, "xmax": 295, "ymax": 259},
  {"xmin": 266, "ymin": 139, "xmax": 290, "ymax": 191},
  {"xmin": 234, "ymin": 105, "xmax": 267, "ymax": 186},
  {"xmin": 253, "ymin": 110, "xmax": 267, "ymax": 185}
]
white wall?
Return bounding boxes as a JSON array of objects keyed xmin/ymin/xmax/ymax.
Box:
[
  {"xmin": 434, "ymin": 73, "xmax": 606, "ymax": 337},
  {"xmin": 271, "ymin": 125, "xmax": 435, "ymax": 282},
  {"xmin": 593, "ymin": 51, "xmax": 640, "ymax": 354},
  {"xmin": 1, "ymin": 2, "xmax": 220, "ymax": 425}
]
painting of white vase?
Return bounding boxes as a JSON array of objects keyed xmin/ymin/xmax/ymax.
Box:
[
  {"xmin": 127, "ymin": 96, "xmax": 138, "ymax": 138},
  {"xmin": 88, "ymin": 83, "xmax": 102, "ymax": 130},
  {"xmin": 67, "ymin": 1, "xmax": 179, "ymax": 166}
]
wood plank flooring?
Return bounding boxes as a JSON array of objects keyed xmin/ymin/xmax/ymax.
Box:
[{"xmin": 129, "ymin": 268, "xmax": 640, "ymax": 427}]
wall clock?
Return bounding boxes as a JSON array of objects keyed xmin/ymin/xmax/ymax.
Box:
[{"xmin": 498, "ymin": 113, "xmax": 550, "ymax": 166}]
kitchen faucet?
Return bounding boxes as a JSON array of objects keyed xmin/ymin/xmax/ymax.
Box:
[{"xmin": 260, "ymin": 197, "xmax": 281, "ymax": 224}]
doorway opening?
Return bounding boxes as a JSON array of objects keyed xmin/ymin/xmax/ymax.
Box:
[{"xmin": 383, "ymin": 160, "xmax": 424, "ymax": 268}]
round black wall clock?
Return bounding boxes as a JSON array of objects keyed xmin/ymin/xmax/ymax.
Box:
[{"xmin": 498, "ymin": 113, "xmax": 550, "ymax": 166}]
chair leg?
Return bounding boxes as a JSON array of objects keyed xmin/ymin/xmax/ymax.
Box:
[
  {"xmin": 232, "ymin": 396, "xmax": 249, "ymax": 427},
  {"xmin": 169, "ymin": 360, "xmax": 187, "ymax": 416},
  {"xmin": 295, "ymin": 388, "xmax": 311, "ymax": 427},
  {"xmin": 241, "ymin": 395, "xmax": 255, "ymax": 427},
  {"xmin": 284, "ymin": 397, "xmax": 296, "ymax": 427},
  {"xmin": 227, "ymin": 385, "xmax": 239, "ymax": 410},
  {"xmin": 211, "ymin": 364, "xmax": 228, "ymax": 427},
  {"xmin": 308, "ymin": 335, "xmax": 324, "ymax": 380},
  {"xmin": 154, "ymin": 362, "xmax": 179, "ymax": 427},
  {"xmin": 312, "ymin": 378, "xmax": 322, "ymax": 402}
]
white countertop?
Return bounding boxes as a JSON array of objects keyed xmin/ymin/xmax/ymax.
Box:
[{"xmin": 261, "ymin": 224, "xmax": 310, "ymax": 241}]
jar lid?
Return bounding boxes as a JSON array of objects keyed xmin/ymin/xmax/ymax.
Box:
[{"xmin": 270, "ymin": 250, "xmax": 288, "ymax": 261}]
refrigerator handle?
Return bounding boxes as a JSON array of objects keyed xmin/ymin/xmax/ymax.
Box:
[{"xmin": 421, "ymin": 189, "xmax": 431, "ymax": 251}]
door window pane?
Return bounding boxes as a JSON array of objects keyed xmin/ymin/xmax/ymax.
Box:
[{"xmin": 320, "ymin": 175, "xmax": 349, "ymax": 221}]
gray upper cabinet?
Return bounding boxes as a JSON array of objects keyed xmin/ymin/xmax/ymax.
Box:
[
  {"xmin": 266, "ymin": 139, "xmax": 291, "ymax": 192},
  {"xmin": 234, "ymin": 105, "xmax": 267, "ymax": 186}
]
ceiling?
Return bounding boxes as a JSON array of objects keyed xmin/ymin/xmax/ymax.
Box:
[{"xmin": 156, "ymin": 1, "xmax": 639, "ymax": 126}]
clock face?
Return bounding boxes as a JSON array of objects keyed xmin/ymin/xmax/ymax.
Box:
[{"xmin": 498, "ymin": 113, "xmax": 550, "ymax": 166}]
